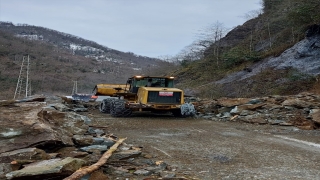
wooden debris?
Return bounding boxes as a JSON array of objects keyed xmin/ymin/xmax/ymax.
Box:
[
  {"xmin": 230, "ymin": 115, "xmax": 239, "ymax": 121},
  {"xmin": 63, "ymin": 137, "xmax": 127, "ymax": 180}
]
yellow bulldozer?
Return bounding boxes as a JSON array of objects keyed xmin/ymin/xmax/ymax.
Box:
[{"xmin": 93, "ymin": 75, "xmax": 195, "ymax": 117}]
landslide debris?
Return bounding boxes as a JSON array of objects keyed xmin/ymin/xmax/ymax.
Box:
[
  {"xmin": 0, "ymin": 95, "xmax": 187, "ymax": 180},
  {"xmin": 193, "ymin": 92, "xmax": 320, "ymax": 130}
]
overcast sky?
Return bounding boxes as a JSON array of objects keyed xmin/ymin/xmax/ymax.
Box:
[{"xmin": 0, "ymin": 0, "xmax": 262, "ymax": 58}]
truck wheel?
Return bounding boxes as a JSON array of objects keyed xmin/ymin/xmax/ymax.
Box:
[
  {"xmin": 110, "ymin": 99, "xmax": 132, "ymax": 117},
  {"xmin": 99, "ymin": 99, "xmax": 113, "ymax": 113},
  {"xmin": 172, "ymin": 109, "xmax": 182, "ymax": 117}
]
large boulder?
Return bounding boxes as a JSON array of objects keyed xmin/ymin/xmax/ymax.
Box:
[
  {"xmin": 0, "ymin": 101, "xmax": 91, "ymax": 153},
  {"xmin": 38, "ymin": 109, "xmax": 91, "ymax": 136},
  {"xmin": 5, "ymin": 157, "xmax": 86, "ymax": 180}
]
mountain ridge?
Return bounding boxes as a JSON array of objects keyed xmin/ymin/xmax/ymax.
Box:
[{"xmin": 0, "ymin": 21, "xmax": 176, "ymax": 99}]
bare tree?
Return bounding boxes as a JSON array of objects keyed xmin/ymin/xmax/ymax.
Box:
[
  {"xmin": 173, "ymin": 21, "xmax": 227, "ymax": 70},
  {"xmin": 195, "ymin": 21, "xmax": 227, "ymax": 67}
]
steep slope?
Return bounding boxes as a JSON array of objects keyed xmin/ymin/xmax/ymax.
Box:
[
  {"xmin": 212, "ymin": 33, "xmax": 320, "ymax": 98},
  {"xmin": 216, "ymin": 34, "xmax": 320, "ymax": 84},
  {"xmin": 173, "ymin": 0, "xmax": 320, "ymax": 98}
]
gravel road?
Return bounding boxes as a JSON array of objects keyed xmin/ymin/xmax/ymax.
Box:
[{"xmin": 88, "ymin": 110, "xmax": 320, "ymax": 180}]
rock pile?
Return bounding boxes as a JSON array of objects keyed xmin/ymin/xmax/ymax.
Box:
[
  {"xmin": 0, "ymin": 96, "xmax": 186, "ymax": 180},
  {"xmin": 193, "ymin": 92, "xmax": 320, "ymax": 130}
]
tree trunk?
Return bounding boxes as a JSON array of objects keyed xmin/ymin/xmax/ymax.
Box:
[{"xmin": 63, "ymin": 137, "xmax": 127, "ymax": 180}]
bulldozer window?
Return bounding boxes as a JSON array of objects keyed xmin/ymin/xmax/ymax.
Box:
[
  {"xmin": 134, "ymin": 79, "xmax": 146, "ymax": 87},
  {"xmin": 165, "ymin": 79, "xmax": 174, "ymax": 88},
  {"xmin": 132, "ymin": 77, "xmax": 174, "ymax": 88}
]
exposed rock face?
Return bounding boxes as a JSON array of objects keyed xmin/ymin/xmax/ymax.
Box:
[
  {"xmin": 39, "ymin": 109, "xmax": 91, "ymax": 136},
  {"xmin": 0, "ymin": 102, "xmax": 55, "ymax": 153},
  {"xmin": 215, "ymin": 35, "xmax": 320, "ymax": 86},
  {"xmin": 0, "ymin": 101, "xmax": 91, "ymax": 153}
]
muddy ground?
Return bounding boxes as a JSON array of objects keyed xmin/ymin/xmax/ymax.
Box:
[{"xmin": 83, "ymin": 109, "xmax": 320, "ymax": 180}]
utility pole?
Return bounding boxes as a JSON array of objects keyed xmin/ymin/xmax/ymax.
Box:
[{"xmin": 14, "ymin": 55, "xmax": 31, "ymax": 99}]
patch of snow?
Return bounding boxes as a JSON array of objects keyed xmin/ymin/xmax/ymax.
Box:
[
  {"xmin": 15, "ymin": 34, "xmax": 43, "ymax": 40},
  {"xmin": 69, "ymin": 43, "xmax": 105, "ymax": 54},
  {"xmin": 70, "ymin": 43, "xmax": 82, "ymax": 50}
]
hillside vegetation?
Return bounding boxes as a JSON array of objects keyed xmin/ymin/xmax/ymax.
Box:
[
  {"xmin": 0, "ymin": 24, "xmax": 176, "ymax": 99},
  {"xmin": 173, "ymin": 0, "xmax": 320, "ymax": 98}
]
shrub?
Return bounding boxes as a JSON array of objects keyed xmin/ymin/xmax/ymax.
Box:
[
  {"xmin": 288, "ymin": 2, "xmax": 320, "ymax": 26},
  {"xmin": 222, "ymin": 47, "xmax": 261, "ymax": 68}
]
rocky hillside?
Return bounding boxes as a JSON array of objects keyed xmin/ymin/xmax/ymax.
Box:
[
  {"xmin": 210, "ymin": 31, "xmax": 320, "ymax": 98},
  {"xmin": 0, "ymin": 22, "xmax": 176, "ymax": 99},
  {"xmin": 174, "ymin": 0, "xmax": 320, "ymax": 98}
]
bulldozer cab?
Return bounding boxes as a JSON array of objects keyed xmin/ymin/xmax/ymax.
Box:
[{"xmin": 127, "ymin": 76, "xmax": 175, "ymax": 93}]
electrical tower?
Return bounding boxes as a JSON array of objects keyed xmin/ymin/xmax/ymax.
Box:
[
  {"xmin": 72, "ymin": 80, "xmax": 78, "ymax": 95},
  {"xmin": 14, "ymin": 55, "xmax": 32, "ymax": 99}
]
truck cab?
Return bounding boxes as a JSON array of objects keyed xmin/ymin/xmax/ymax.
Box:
[{"xmin": 127, "ymin": 76, "xmax": 175, "ymax": 93}]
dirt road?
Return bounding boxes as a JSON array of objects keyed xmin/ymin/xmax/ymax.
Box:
[{"xmin": 88, "ymin": 110, "xmax": 320, "ymax": 179}]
